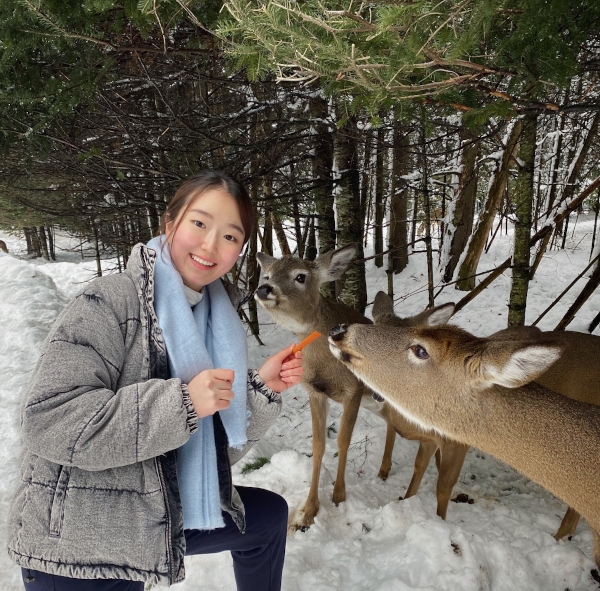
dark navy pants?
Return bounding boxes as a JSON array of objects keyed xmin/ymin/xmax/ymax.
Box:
[{"xmin": 21, "ymin": 487, "xmax": 288, "ymax": 591}]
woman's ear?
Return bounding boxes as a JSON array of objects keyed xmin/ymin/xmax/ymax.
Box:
[{"xmin": 164, "ymin": 215, "xmax": 174, "ymax": 241}]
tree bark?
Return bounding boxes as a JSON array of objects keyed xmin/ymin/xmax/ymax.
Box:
[
  {"xmin": 456, "ymin": 120, "xmax": 521, "ymax": 291},
  {"xmin": 335, "ymin": 113, "xmax": 367, "ymax": 313},
  {"xmin": 271, "ymin": 210, "xmax": 291, "ymax": 256},
  {"xmin": 38, "ymin": 226, "xmax": 50, "ymax": 261},
  {"xmin": 92, "ymin": 222, "xmax": 102, "ymax": 277},
  {"xmin": 374, "ymin": 122, "xmax": 386, "ymax": 267},
  {"xmin": 388, "ymin": 120, "xmax": 410, "ymax": 274},
  {"xmin": 310, "ymin": 95, "xmax": 336, "ymax": 254},
  {"xmin": 508, "ymin": 113, "xmax": 537, "ymax": 327},
  {"xmin": 247, "ymin": 194, "xmax": 260, "ymax": 336},
  {"xmin": 443, "ymin": 125, "xmax": 480, "ymax": 283}
]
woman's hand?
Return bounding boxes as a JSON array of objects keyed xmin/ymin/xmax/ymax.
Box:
[
  {"xmin": 258, "ymin": 345, "xmax": 304, "ymax": 393},
  {"xmin": 187, "ymin": 368, "xmax": 235, "ymax": 418}
]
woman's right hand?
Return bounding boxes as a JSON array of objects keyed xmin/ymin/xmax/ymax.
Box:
[{"xmin": 187, "ymin": 369, "xmax": 235, "ymax": 418}]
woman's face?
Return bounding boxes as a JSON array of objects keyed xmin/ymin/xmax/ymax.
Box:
[{"xmin": 166, "ymin": 187, "xmax": 245, "ymax": 291}]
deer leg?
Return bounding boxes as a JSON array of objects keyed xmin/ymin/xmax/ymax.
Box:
[
  {"xmin": 435, "ymin": 442, "xmax": 469, "ymax": 520},
  {"xmin": 332, "ymin": 392, "xmax": 362, "ymax": 506},
  {"xmin": 378, "ymin": 421, "xmax": 397, "ymax": 480},
  {"xmin": 554, "ymin": 507, "xmax": 581, "ymax": 540},
  {"xmin": 403, "ymin": 440, "xmax": 438, "ymax": 500},
  {"xmin": 294, "ymin": 393, "xmax": 328, "ymax": 531}
]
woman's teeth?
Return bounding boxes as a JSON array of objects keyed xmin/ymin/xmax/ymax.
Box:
[{"xmin": 191, "ymin": 254, "xmax": 215, "ymax": 267}]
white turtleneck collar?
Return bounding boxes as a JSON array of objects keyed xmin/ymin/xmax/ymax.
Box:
[{"xmin": 183, "ymin": 284, "xmax": 204, "ymax": 307}]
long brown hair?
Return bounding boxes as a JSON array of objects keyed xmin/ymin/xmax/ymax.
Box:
[{"xmin": 161, "ymin": 171, "xmax": 253, "ymax": 244}]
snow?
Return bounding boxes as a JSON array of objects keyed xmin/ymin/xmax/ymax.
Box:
[{"xmin": 1, "ymin": 221, "xmax": 599, "ymax": 591}]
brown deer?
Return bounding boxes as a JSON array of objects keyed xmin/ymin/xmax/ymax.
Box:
[
  {"xmin": 327, "ymin": 321, "xmax": 600, "ymax": 576},
  {"xmin": 0, "ymin": 240, "xmax": 8, "ymax": 253},
  {"xmin": 374, "ymin": 290, "xmax": 600, "ymax": 540},
  {"xmin": 254, "ymin": 245, "xmax": 456, "ymax": 530}
]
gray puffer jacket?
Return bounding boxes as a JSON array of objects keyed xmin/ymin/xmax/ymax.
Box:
[{"xmin": 7, "ymin": 244, "xmax": 281, "ymax": 587}]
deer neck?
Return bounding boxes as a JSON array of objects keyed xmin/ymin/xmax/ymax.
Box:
[
  {"xmin": 435, "ymin": 384, "xmax": 600, "ymax": 523},
  {"xmin": 270, "ymin": 296, "xmax": 329, "ymax": 338}
]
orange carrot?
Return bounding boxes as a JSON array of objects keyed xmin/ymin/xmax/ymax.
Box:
[{"xmin": 292, "ymin": 331, "xmax": 321, "ymax": 354}]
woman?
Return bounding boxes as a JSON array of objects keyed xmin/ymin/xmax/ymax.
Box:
[{"xmin": 8, "ymin": 171, "xmax": 303, "ymax": 591}]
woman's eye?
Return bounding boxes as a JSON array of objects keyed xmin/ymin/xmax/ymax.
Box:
[
  {"xmin": 295, "ymin": 274, "xmax": 306, "ymax": 284},
  {"xmin": 410, "ymin": 345, "xmax": 429, "ymax": 360},
  {"xmin": 225, "ymin": 235, "xmax": 237, "ymax": 243},
  {"xmin": 194, "ymin": 221, "xmax": 205, "ymax": 229}
]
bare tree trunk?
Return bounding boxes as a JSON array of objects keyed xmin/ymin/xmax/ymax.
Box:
[
  {"xmin": 23, "ymin": 227, "xmax": 33, "ymax": 255},
  {"xmin": 310, "ymin": 95, "xmax": 336, "ymax": 298},
  {"xmin": 456, "ymin": 121, "xmax": 521, "ymax": 291},
  {"xmin": 375, "ymin": 122, "xmax": 386, "ymax": 267},
  {"xmin": 305, "ymin": 216, "xmax": 317, "ymax": 261},
  {"xmin": 247, "ymin": 195, "xmax": 260, "ymax": 336},
  {"xmin": 388, "ymin": 120, "xmax": 410, "ymax": 274},
  {"xmin": 38, "ymin": 226, "xmax": 50, "ymax": 260},
  {"xmin": 335, "ymin": 113, "xmax": 367, "ymax": 313},
  {"xmin": 443, "ymin": 125, "xmax": 480, "ymax": 283},
  {"xmin": 420, "ymin": 120, "xmax": 435, "ymax": 308},
  {"xmin": 92, "ymin": 222, "xmax": 102, "ymax": 277},
  {"xmin": 47, "ymin": 226, "xmax": 55, "ymax": 260},
  {"xmin": 508, "ymin": 113, "xmax": 537, "ymax": 327},
  {"xmin": 271, "ymin": 210, "xmax": 291, "ymax": 256}
]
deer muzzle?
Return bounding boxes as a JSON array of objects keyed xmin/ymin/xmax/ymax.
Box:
[{"xmin": 255, "ymin": 284, "xmax": 274, "ymax": 302}]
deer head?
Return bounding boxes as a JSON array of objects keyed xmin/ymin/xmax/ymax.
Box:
[
  {"xmin": 255, "ymin": 244, "xmax": 357, "ymax": 334},
  {"xmin": 327, "ymin": 323, "xmax": 563, "ymax": 435}
]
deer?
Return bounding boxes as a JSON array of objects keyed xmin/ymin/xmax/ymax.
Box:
[
  {"xmin": 254, "ymin": 245, "xmax": 457, "ymax": 531},
  {"xmin": 0, "ymin": 240, "xmax": 8, "ymax": 253},
  {"xmin": 327, "ymin": 321, "xmax": 600, "ymax": 578},
  {"xmin": 374, "ymin": 290, "xmax": 600, "ymax": 540}
]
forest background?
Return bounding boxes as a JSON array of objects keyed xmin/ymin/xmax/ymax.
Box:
[{"xmin": 2, "ymin": 0, "xmax": 600, "ymax": 333}]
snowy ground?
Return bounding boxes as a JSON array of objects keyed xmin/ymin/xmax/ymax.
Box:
[{"xmin": 1, "ymin": 219, "xmax": 599, "ymax": 591}]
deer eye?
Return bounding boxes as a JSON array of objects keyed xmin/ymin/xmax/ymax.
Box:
[
  {"xmin": 262, "ymin": 275, "xmax": 269, "ymax": 281},
  {"xmin": 410, "ymin": 345, "xmax": 429, "ymax": 360},
  {"xmin": 295, "ymin": 273, "xmax": 306, "ymax": 284}
]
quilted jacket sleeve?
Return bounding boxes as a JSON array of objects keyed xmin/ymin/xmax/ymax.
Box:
[{"xmin": 21, "ymin": 280, "xmax": 197, "ymax": 471}]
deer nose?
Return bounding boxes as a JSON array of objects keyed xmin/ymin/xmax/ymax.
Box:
[
  {"xmin": 256, "ymin": 284, "xmax": 273, "ymax": 300},
  {"xmin": 329, "ymin": 324, "xmax": 348, "ymax": 341}
]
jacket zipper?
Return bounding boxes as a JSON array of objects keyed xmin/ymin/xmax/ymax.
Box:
[{"xmin": 155, "ymin": 457, "xmax": 175, "ymax": 584}]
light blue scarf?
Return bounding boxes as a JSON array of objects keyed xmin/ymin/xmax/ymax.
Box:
[{"xmin": 148, "ymin": 236, "xmax": 248, "ymax": 530}]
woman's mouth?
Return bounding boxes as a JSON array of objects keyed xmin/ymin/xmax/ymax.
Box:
[{"xmin": 190, "ymin": 253, "xmax": 216, "ymax": 269}]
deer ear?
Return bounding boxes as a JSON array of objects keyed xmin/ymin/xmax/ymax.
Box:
[
  {"xmin": 256, "ymin": 252, "xmax": 276, "ymax": 269},
  {"xmin": 425, "ymin": 302, "xmax": 455, "ymax": 326},
  {"xmin": 316, "ymin": 244, "xmax": 357, "ymax": 283},
  {"xmin": 479, "ymin": 342, "xmax": 562, "ymax": 389},
  {"xmin": 372, "ymin": 291, "xmax": 394, "ymax": 321}
]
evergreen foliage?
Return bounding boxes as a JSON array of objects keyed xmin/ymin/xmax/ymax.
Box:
[{"xmin": 219, "ymin": 0, "xmax": 600, "ymax": 114}]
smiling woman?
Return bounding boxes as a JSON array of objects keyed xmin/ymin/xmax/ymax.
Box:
[
  {"xmin": 165, "ymin": 187, "xmax": 247, "ymax": 291},
  {"xmin": 161, "ymin": 171, "xmax": 254, "ymax": 292}
]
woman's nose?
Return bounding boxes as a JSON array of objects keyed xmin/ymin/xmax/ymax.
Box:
[{"xmin": 202, "ymin": 230, "xmax": 218, "ymax": 253}]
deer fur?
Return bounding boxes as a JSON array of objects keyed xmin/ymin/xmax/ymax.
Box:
[
  {"xmin": 375, "ymin": 291, "xmax": 600, "ymax": 539},
  {"xmin": 0, "ymin": 240, "xmax": 8, "ymax": 254},
  {"xmin": 328, "ymin": 321, "xmax": 600, "ymax": 572},
  {"xmin": 254, "ymin": 246, "xmax": 456, "ymax": 530}
]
